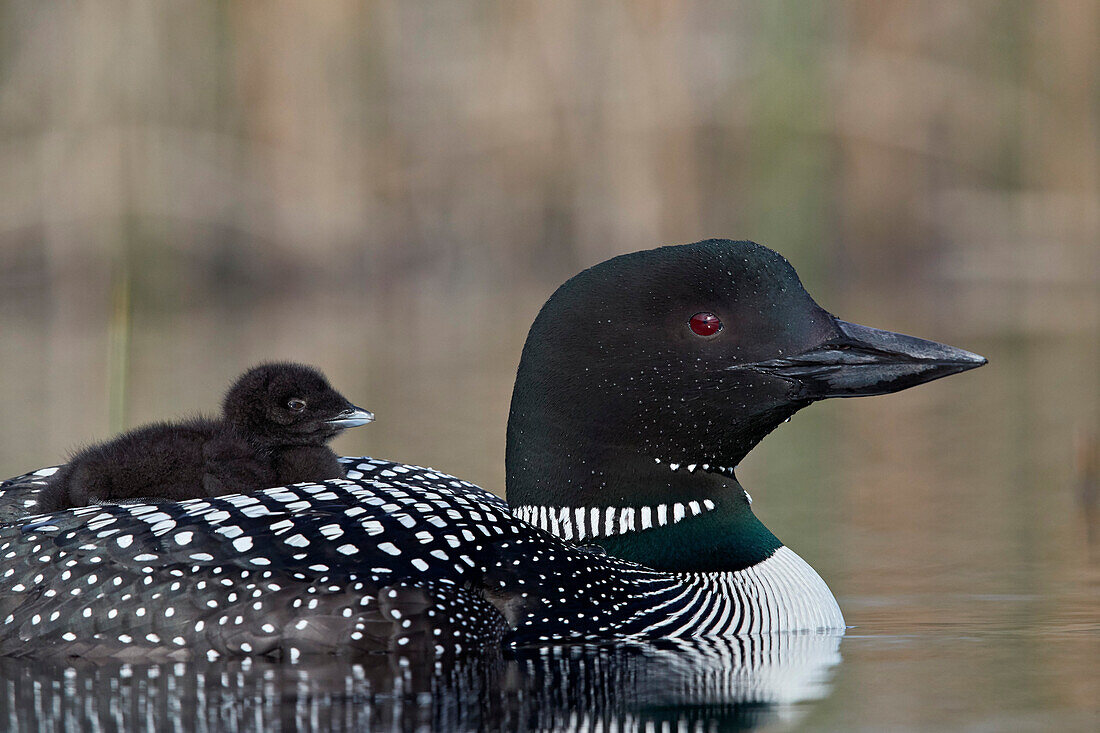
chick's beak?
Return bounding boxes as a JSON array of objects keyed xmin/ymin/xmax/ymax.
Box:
[{"xmin": 325, "ymin": 405, "xmax": 375, "ymax": 428}]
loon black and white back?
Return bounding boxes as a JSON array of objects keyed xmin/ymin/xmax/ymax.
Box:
[{"xmin": 0, "ymin": 454, "xmax": 840, "ymax": 659}]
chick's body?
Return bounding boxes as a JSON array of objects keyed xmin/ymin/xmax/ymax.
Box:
[{"xmin": 36, "ymin": 363, "xmax": 370, "ymax": 511}]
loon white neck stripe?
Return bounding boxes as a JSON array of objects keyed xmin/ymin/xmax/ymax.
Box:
[{"xmin": 512, "ymin": 499, "xmax": 717, "ymax": 540}]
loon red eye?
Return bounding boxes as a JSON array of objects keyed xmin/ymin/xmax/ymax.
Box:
[{"xmin": 689, "ymin": 312, "xmax": 722, "ymax": 337}]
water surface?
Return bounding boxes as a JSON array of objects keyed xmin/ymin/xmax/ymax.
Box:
[{"xmin": 1, "ymin": 288, "xmax": 1097, "ymax": 731}]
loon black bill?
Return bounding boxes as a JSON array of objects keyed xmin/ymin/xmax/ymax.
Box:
[{"xmin": 734, "ymin": 318, "xmax": 987, "ymax": 400}]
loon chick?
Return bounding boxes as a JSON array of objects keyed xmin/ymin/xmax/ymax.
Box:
[
  {"xmin": 35, "ymin": 363, "xmax": 373, "ymax": 512},
  {"xmin": 0, "ymin": 240, "xmax": 984, "ymax": 660}
]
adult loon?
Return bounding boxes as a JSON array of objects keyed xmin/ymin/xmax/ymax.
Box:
[
  {"xmin": 36, "ymin": 362, "xmax": 373, "ymax": 512},
  {"xmin": 0, "ymin": 240, "xmax": 985, "ymax": 660}
]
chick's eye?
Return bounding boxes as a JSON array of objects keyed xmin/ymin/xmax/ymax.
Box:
[
  {"xmin": 287, "ymin": 398, "xmax": 306, "ymax": 412},
  {"xmin": 689, "ymin": 312, "xmax": 722, "ymax": 337}
]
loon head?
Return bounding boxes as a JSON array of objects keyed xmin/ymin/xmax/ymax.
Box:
[
  {"xmin": 222, "ymin": 362, "xmax": 373, "ymax": 447},
  {"xmin": 505, "ymin": 239, "xmax": 985, "ymax": 571}
]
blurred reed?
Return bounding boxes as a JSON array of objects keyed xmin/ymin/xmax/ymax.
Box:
[{"xmin": 107, "ymin": 251, "xmax": 131, "ymax": 436}]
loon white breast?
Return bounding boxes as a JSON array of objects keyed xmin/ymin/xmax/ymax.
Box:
[{"xmin": 0, "ymin": 239, "xmax": 985, "ymax": 659}]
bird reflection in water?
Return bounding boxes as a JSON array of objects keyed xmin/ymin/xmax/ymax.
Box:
[{"xmin": 1, "ymin": 632, "xmax": 841, "ymax": 731}]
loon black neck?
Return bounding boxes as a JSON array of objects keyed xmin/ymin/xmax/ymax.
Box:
[
  {"xmin": 595, "ymin": 478, "xmax": 782, "ymax": 573},
  {"xmin": 506, "ymin": 420, "xmax": 782, "ymax": 572}
]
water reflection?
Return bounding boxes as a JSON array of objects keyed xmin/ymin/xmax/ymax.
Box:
[{"xmin": 0, "ymin": 634, "xmax": 842, "ymax": 732}]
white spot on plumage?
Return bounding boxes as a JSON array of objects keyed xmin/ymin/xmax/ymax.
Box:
[
  {"xmin": 150, "ymin": 519, "xmax": 176, "ymax": 535},
  {"xmin": 319, "ymin": 524, "xmax": 343, "ymax": 539}
]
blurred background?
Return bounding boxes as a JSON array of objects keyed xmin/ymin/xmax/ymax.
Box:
[{"xmin": 0, "ymin": 1, "xmax": 1097, "ymax": 729}]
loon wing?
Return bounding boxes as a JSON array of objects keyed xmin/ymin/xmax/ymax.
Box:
[{"xmin": 0, "ymin": 458, "xmax": 515, "ymax": 659}]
